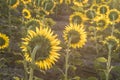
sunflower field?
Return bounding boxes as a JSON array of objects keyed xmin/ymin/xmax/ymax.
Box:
[{"xmin": 1, "ymin": 0, "xmax": 120, "ymax": 80}]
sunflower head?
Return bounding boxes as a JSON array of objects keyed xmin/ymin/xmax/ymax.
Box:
[
  {"xmin": 103, "ymin": 36, "xmax": 119, "ymax": 48},
  {"xmin": 21, "ymin": 27, "xmax": 61, "ymax": 70},
  {"xmin": 95, "ymin": 15, "xmax": 109, "ymax": 31},
  {"xmin": 0, "ymin": 33, "xmax": 9, "ymax": 50},
  {"xmin": 69, "ymin": 12, "xmax": 86, "ymax": 24},
  {"xmin": 22, "ymin": 8, "xmax": 31, "ymax": 19},
  {"xmin": 25, "ymin": 18, "xmax": 43, "ymax": 31},
  {"xmin": 85, "ymin": 9, "xmax": 97, "ymax": 20},
  {"xmin": 107, "ymin": 9, "xmax": 120, "ymax": 23},
  {"xmin": 63, "ymin": 23, "xmax": 87, "ymax": 48},
  {"xmin": 21, "ymin": 0, "xmax": 31, "ymax": 4},
  {"xmin": 98, "ymin": 5, "xmax": 109, "ymax": 15},
  {"xmin": 10, "ymin": 0, "xmax": 19, "ymax": 9},
  {"xmin": 41, "ymin": 0, "xmax": 56, "ymax": 15},
  {"xmin": 90, "ymin": 4, "xmax": 99, "ymax": 11}
]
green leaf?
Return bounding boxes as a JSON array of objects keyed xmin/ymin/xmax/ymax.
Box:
[{"xmin": 96, "ymin": 57, "xmax": 107, "ymax": 63}]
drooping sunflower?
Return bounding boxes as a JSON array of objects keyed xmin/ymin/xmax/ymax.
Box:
[
  {"xmin": 103, "ymin": 36, "xmax": 119, "ymax": 48},
  {"xmin": 21, "ymin": 27, "xmax": 61, "ymax": 70},
  {"xmin": 22, "ymin": 8, "xmax": 31, "ymax": 19},
  {"xmin": 69, "ymin": 12, "xmax": 86, "ymax": 25},
  {"xmin": 94, "ymin": 15, "xmax": 109, "ymax": 31},
  {"xmin": 25, "ymin": 18, "xmax": 43, "ymax": 31},
  {"xmin": 97, "ymin": 4, "xmax": 110, "ymax": 15},
  {"xmin": 63, "ymin": 23, "xmax": 87, "ymax": 48},
  {"xmin": 73, "ymin": 0, "xmax": 88, "ymax": 7},
  {"xmin": 85, "ymin": 9, "xmax": 97, "ymax": 21},
  {"xmin": 10, "ymin": 0, "xmax": 19, "ymax": 9},
  {"xmin": 21, "ymin": 0, "xmax": 31, "ymax": 4},
  {"xmin": 90, "ymin": 4, "xmax": 99, "ymax": 11},
  {"xmin": 107, "ymin": 9, "xmax": 120, "ymax": 23},
  {"xmin": 41, "ymin": 0, "xmax": 56, "ymax": 15},
  {"xmin": 0, "ymin": 33, "xmax": 9, "ymax": 50}
]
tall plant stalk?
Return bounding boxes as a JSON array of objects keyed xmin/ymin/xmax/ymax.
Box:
[
  {"xmin": 29, "ymin": 45, "xmax": 39, "ymax": 80},
  {"xmin": 64, "ymin": 38, "xmax": 71, "ymax": 80},
  {"xmin": 105, "ymin": 44, "xmax": 113, "ymax": 80}
]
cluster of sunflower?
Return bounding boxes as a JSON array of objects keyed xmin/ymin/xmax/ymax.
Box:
[
  {"xmin": 69, "ymin": 0, "xmax": 120, "ymax": 45},
  {"xmin": 19, "ymin": 1, "xmax": 88, "ymax": 80},
  {"xmin": 67, "ymin": 0, "xmax": 120, "ymax": 79}
]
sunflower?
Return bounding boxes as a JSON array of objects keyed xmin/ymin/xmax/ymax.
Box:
[
  {"xmin": 25, "ymin": 18, "xmax": 43, "ymax": 31},
  {"xmin": 69, "ymin": 12, "xmax": 86, "ymax": 25},
  {"xmin": 107, "ymin": 9, "xmax": 120, "ymax": 23},
  {"xmin": 103, "ymin": 36, "xmax": 119, "ymax": 48},
  {"xmin": 73, "ymin": 0, "xmax": 88, "ymax": 6},
  {"xmin": 95, "ymin": 15, "xmax": 109, "ymax": 31},
  {"xmin": 21, "ymin": 27, "xmax": 61, "ymax": 70},
  {"xmin": 97, "ymin": 5, "xmax": 110, "ymax": 15},
  {"xmin": 90, "ymin": 4, "xmax": 99, "ymax": 11},
  {"xmin": 41, "ymin": 0, "xmax": 56, "ymax": 15},
  {"xmin": 22, "ymin": 8, "xmax": 31, "ymax": 19},
  {"xmin": 0, "ymin": 33, "xmax": 9, "ymax": 50},
  {"xmin": 21, "ymin": 0, "xmax": 31, "ymax": 4},
  {"xmin": 63, "ymin": 23, "xmax": 87, "ymax": 48},
  {"xmin": 10, "ymin": 0, "xmax": 19, "ymax": 9},
  {"xmin": 85, "ymin": 9, "xmax": 97, "ymax": 21}
]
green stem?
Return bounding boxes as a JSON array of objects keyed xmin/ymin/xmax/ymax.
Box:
[
  {"xmin": 111, "ymin": 15, "xmax": 115, "ymax": 36},
  {"xmin": 24, "ymin": 59, "xmax": 28, "ymax": 80},
  {"xmin": 29, "ymin": 45, "xmax": 39, "ymax": 80},
  {"xmin": 111, "ymin": 22, "xmax": 115, "ymax": 36},
  {"xmin": 94, "ymin": 29, "xmax": 99, "ymax": 55},
  {"xmin": 64, "ymin": 38, "xmax": 71, "ymax": 80},
  {"xmin": 106, "ymin": 45, "xmax": 112, "ymax": 80},
  {"xmin": 90, "ymin": 9, "xmax": 99, "ymax": 55},
  {"xmin": 65, "ymin": 50, "xmax": 69, "ymax": 80}
]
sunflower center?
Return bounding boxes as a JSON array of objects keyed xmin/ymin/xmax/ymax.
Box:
[
  {"xmin": 42, "ymin": 1, "xmax": 54, "ymax": 11},
  {"xmin": 67, "ymin": 30, "xmax": 80, "ymax": 44},
  {"xmin": 97, "ymin": 20, "xmax": 106, "ymax": 27},
  {"xmin": 28, "ymin": 36, "xmax": 51, "ymax": 61},
  {"xmin": 23, "ymin": 11, "xmax": 29, "ymax": 17},
  {"xmin": 86, "ymin": 10, "xmax": 96, "ymax": 19},
  {"xmin": 26, "ymin": 20, "xmax": 40, "ymax": 31},
  {"xmin": 100, "ymin": 6, "xmax": 108, "ymax": 14},
  {"xmin": 108, "ymin": 11, "xmax": 119, "ymax": 21},
  {"xmin": 10, "ymin": 0, "xmax": 17, "ymax": 6},
  {"xmin": 72, "ymin": 15, "xmax": 82, "ymax": 24},
  {"xmin": 0, "ymin": 37, "xmax": 5, "ymax": 46}
]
